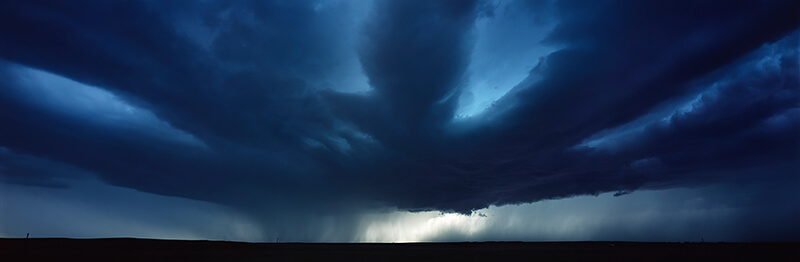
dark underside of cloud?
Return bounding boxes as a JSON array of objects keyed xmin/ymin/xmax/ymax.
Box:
[{"xmin": 1, "ymin": 0, "xmax": 798, "ymax": 224}]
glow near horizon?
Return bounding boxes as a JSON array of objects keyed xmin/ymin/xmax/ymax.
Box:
[
  {"xmin": 358, "ymin": 188, "xmax": 742, "ymax": 242},
  {"xmin": 1, "ymin": 176, "xmax": 764, "ymax": 243}
]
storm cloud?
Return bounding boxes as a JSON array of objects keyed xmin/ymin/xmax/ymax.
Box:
[{"xmin": 1, "ymin": 0, "xmax": 798, "ymax": 241}]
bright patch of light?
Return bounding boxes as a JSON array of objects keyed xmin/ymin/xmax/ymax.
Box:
[
  {"xmin": 358, "ymin": 187, "xmax": 751, "ymax": 242},
  {"xmin": 360, "ymin": 211, "xmax": 488, "ymax": 242}
]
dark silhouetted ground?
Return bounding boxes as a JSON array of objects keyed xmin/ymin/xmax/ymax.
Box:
[{"xmin": 1, "ymin": 238, "xmax": 797, "ymax": 261}]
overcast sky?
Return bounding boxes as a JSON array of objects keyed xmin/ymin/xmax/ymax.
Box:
[{"xmin": 1, "ymin": 0, "xmax": 798, "ymax": 242}]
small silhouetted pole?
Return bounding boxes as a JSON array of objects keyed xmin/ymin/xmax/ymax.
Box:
[{"xmin": 26, "ymin": 233, "xmax": 29, "ymax": 239}]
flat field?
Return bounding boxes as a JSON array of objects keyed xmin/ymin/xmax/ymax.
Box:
[{"xmin": 1, "ymin": 238, "xmax": 797, "ymax": 261}]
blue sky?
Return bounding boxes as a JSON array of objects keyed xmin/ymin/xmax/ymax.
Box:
[{"xmin": 1, "ymin": 0, "xmax": 798, "ymax": 242}]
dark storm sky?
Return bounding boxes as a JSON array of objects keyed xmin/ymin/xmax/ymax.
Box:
[{"xmin": 1, "ymin": 0, "xmax": 798, "ymax": 242}]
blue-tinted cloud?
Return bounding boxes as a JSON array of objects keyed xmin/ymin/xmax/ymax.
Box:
[{"xmin": 0, "ymin": 0, "xmax": 798, "ymax": 241}]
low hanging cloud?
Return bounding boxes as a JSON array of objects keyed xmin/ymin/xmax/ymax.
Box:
[{"xmin": 1, "ymin": 0, "xmax": 799, "ymax": 241}]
